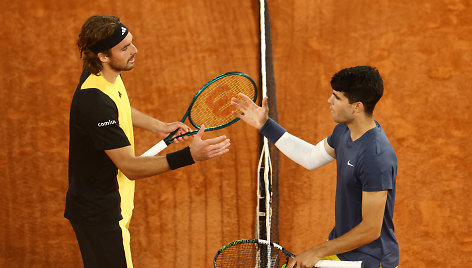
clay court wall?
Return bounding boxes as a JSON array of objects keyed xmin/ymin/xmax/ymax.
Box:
[{"xmin": 0, "ymin": 0, "xmax": 470, "ymax": 267}]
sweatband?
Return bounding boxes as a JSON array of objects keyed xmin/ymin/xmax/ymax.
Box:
[
  {"xmin": 259, "ymin": 118, "xmax": 287, "ymax": 144},
  {"xmin": 166, "ymin": 147, "xmax": 195, "ymax": 170},
  {"xmin": 90, "ymin": 23, "xmax": 129, "ymax": 54},
  {"xmin": 275, "ymin": 135, "xmax": 335, "ymax": 170}
]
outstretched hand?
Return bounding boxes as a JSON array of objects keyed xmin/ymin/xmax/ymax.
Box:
[
  {"xmin": 189, "ymin": 125, "xmax": 230, "ymax": 161},
  {"xmin": 231, "ymin": 93, "xmax": 269, "ymax": 130}
]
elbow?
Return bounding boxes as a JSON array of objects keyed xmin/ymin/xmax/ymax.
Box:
[
  {"xmin": 303, "ymin": 162, "xmax": 318, "ymax": 171},
  {"xmin": 119, "ymin": 167, "xmax": 142, "ymax": 181},
  {"xmin": 371, "ymin": 231, "xmax": 382, "ymax": 242},
  {"xmin": 366, "ymin": 225, "xmax": 382, "ymax": 243},
  {"xmin": 306, "ymin": 164, "xmax": 322, "ymax": 171},
  {"xmin": 121, "ymin": 170, "xmax": 138, "ymax": 180},
  {"xmin": 359, "ymin": 220, "xmax": 382, "ymax": 243},
  {"xmin": 126, "ymin": 175, "xmax": 139, "ymax": 181}
]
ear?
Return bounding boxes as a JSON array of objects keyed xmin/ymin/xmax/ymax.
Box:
[
  {"xmin": 353, "ymin": 102, "xmax": 364, "ymax": 114},
  {"xmin": 97, "ymin": 52, "xmax": 109, "ymax": 63}
]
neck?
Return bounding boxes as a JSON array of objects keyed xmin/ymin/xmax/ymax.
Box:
[
  {"xmin": 346, "ymin": 115, "xmax": 377, "ymax": 141},
  {"xmin": 99, "ymin": 65, "xmax": 120, "ymax": 84}
]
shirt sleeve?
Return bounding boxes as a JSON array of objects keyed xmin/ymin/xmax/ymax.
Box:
[
  {"xmin": 358, "ymin": 145, "xmax": 396, "ymax": 191},
  {"xmin": 327, "ymin": 123, "xmax": 345, "ymax": 150},
  {"xmin": 77, "ymin": 89, "xmax": 131, "ymax": 151}
]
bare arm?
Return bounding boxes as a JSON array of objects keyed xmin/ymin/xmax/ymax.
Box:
[
  {"xmin": 288, "ymin": 190, "xmax": 388, "ymax": 268},
  {"xmin": 105, "ymin": 146, "xmax": 171, "ymax": 179},
  {"xmin": 105, "ymin": 126, "xmax": 230, "ymax": 180},
  {"xmin": 131, "ymin": 107, "xmax": 191, "ymax": 142}
]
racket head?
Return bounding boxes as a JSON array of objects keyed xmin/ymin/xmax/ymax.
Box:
[
  {"xmin": 214, "ymin": 239, "xmax": 294, "ymax": 268},
  {"xmin": 188, "ymin": 72, "xmax": 257, "ymax": 131},
  {"xmin": 162, "ymin": 72, "xmax": 257, "ymax": 145}
]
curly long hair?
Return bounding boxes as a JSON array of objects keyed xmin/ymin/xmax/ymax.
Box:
[{"xmin": 77, "ymin": 15, "xmax": 121, "ymax": 75}]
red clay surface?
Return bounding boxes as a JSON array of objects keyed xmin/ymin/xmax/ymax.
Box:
[{"xmin": 0, "ymin": 0, "xmax": 470, "ymax": 267}]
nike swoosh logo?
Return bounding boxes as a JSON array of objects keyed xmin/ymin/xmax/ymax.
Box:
[{"xmin": 347, "ymin": 160, "xmax": 354, "ymax": 167}]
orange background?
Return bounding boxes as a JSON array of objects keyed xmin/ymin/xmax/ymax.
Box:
[{"xmin": 1, "ymin": 0, "xmax": 471, "ymax": 267}]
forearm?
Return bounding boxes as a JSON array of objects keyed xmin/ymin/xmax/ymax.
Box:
[
  {"xmin": 260, "ymin": 118, "xmax": 334, "ymax": 170},
  {"xmin": 131, "ymin": 107, "xmax": 164, "ymax": 133},
  {"xmin": 106, "ymin": 146, "xmax": 195, "ymax": 180},
  {"xmin": 310, "ymin": 222, "xmax": 381, "ymax": 258},
  {"xmin": 314, "ymin": 190, "xmax": 387, "ymax": 258},
  {"xmin": 120, "ymin": 155, "xmax": 172, "ymax": 180},
  {"xmin": 275, "ymin": 135, "xmax": 334, "ymax": 170}
]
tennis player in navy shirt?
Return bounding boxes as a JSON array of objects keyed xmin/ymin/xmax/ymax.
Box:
[{"xmin": 231, "ymin": 66, "xmax": 399, "ymax": 268}]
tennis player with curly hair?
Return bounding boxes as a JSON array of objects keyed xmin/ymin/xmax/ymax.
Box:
[{"xmin": 65, "ymin": 15, "xmax": 230, "ymax": 268}]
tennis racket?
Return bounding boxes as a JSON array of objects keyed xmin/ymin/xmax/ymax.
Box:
[
  {"xmin": 214, "ymin": 239, "xmax": 363, "ymax": 268},
  {"xmin": 141, "ymin": 72, "xmax": 257, "ymax": 156}
]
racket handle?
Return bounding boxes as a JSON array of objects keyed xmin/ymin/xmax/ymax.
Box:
[{"xmin": 140, "ymin": 140, "xmax": 168, "ymax": 156}]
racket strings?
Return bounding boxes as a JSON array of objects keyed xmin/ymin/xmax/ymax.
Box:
[
  {"xmin": 215, "ymin": 243, "xmax": 289, "ymax": 268},
  {"xmin": 190, "ymin": 75, "xmax": 256, "ymax": 129}
]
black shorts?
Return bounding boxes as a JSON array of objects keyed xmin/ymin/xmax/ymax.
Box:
[{"xmin": 70, "ymin": 221, "xmax": 127, "ymax": 268}]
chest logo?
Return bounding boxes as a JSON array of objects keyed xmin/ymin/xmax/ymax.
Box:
[
  {"xmin": 347, "ymin": 160, "xmax": 354, "ymax": 167},
  {"xmin": 98, "ymin": 120, "xmax": 117, "ymax": 127}
]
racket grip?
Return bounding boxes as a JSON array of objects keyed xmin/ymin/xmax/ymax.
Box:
[{"xmin": 140, "ymin": 140, "xmax": 168, "ymax": 156}]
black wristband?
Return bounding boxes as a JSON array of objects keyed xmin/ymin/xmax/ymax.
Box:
[
  {"xmin": 259, "ymin": 118, "xmax": 287, "ymax": 144},
  {"xmin": 166, "ymin": 146, "xmax": 195, "ymax": 170}
]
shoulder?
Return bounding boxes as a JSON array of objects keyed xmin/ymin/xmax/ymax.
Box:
[
  {"xmin": 75, "ymin": 88, "xmax": 114, "ymax": 108},
  {"xmin": 72, "ymin": 88, "xmax": 118, "ymax": 123},
  {"xmin": 361, "ymin": 124, "xmax": 397, "ymax": 167},
  {"xmin": 327, "ymin": 123, "xmax": 349, "ymax": 147},
  {"xmin": 372, "ymin": 123, "xmax": 395, "ymax": 155},
  {"xmin": 357, "ymin": 124, "xmax": 397, "ymax": 189}
]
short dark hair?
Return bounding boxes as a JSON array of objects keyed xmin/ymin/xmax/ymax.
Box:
[
  {"xmin": 330, "ymin": 66, "xmax": 384, "ymax": 115},
  {"xmin": 77, "ymin": 15, "xmax": 122, "ymax": 75}
]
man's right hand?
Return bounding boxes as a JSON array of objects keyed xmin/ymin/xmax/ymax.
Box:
[
  {"xmin": 231, "ymin": 93, "xmax": 269, "ymax": 130},
  {"xmin": 189, "ymin": 125, "xmax": 230, "ymax": 161}
]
